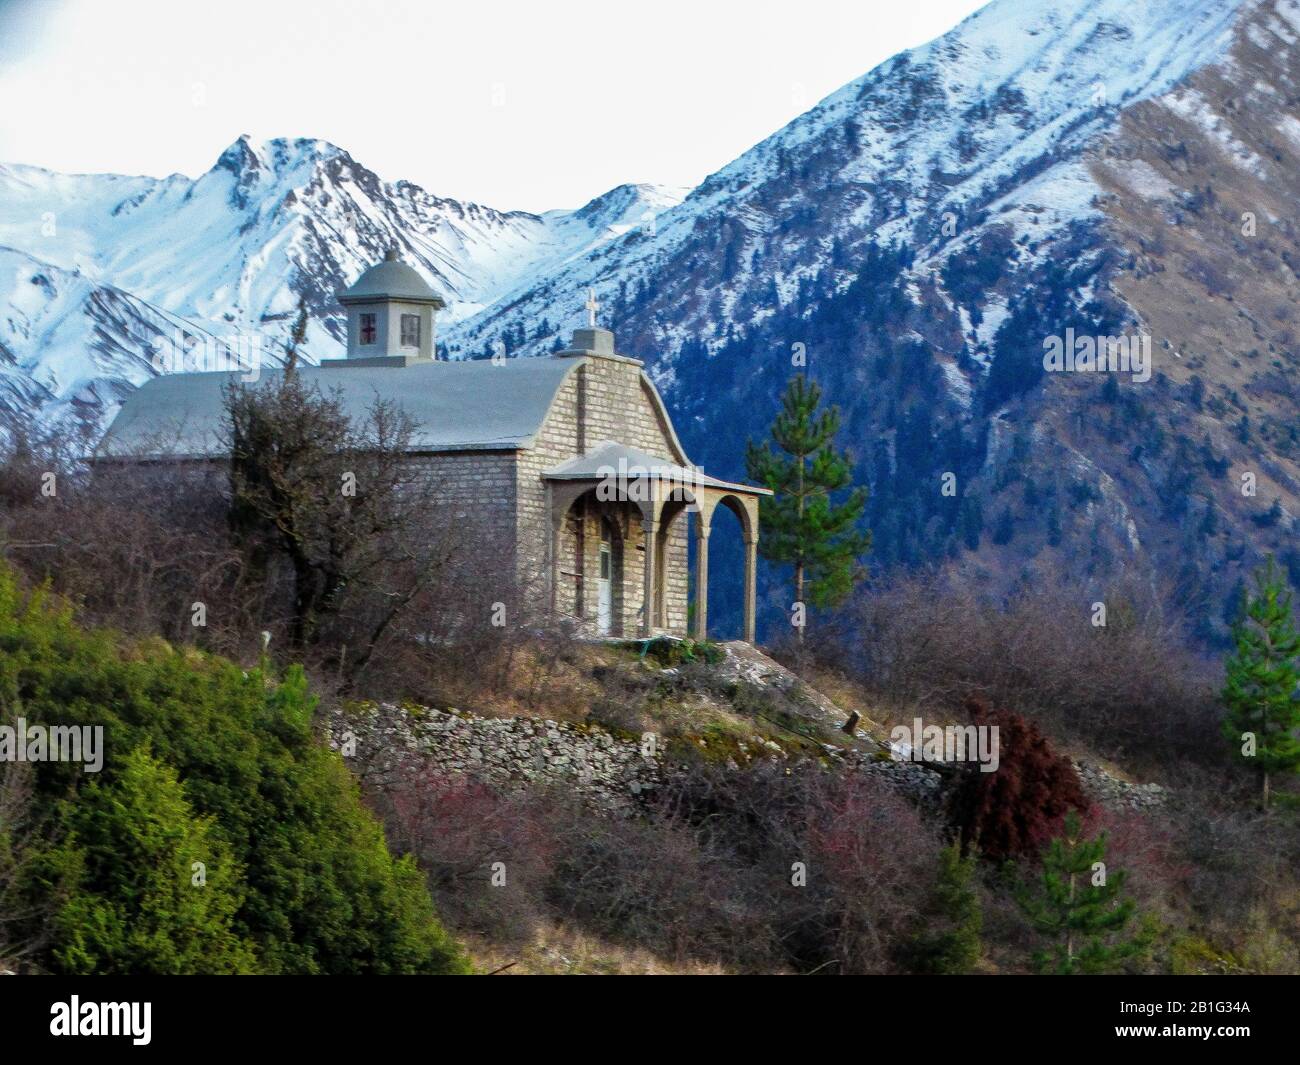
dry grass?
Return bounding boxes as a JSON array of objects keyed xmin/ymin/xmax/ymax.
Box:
[{"xmin": 461, "ymin": 923, "xmax": 732, "ymax": 976}]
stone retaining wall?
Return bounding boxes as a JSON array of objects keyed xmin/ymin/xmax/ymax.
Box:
[
  {"xmin": 332, "ymin": 703, "xmax": 1168, "ymax": 818},
  {"xmin": 332, "ymin": 703, "xmax": 662, "ymax": 813}
]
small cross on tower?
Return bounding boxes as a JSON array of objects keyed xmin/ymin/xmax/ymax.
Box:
[{"xmin": 585, "ymin": 287, "xmax": 601, "ymax": 328}]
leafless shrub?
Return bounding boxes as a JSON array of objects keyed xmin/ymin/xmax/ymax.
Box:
[
  {"xmin": 369, "ymin": 760, "xmax": 557, "ymax": 946},
  {"xmin": 836, "ymin": 569, "xmax": 1221, "ymax": 776},
  {"xmin": 546, "ymin": 803, "xmax": 756, "ymax": 964},
  {"xmin": 369, "ymin": 753, "xmax": 945, "ymax": 974},
  {"xmin": 2, "ymin": 439, "xmax": 264, "ymax": 656},
  {"xmin": 0, "ymin": 397, "xmax": 565, "ymax": 706},
  {"xmin": 1161, "ymin": 791, "xmax": 1300, "ymax": 973},
  {"xmin": 653, "ymin": 762, "xmax": 943, "ymax": 973}
]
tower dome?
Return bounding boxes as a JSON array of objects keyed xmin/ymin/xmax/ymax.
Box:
[{"xmin": 340, "ymin": 247, "xmax": 444, "ymax": 306}]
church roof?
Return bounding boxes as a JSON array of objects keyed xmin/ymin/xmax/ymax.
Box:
[
  {"xmin": 98, "ymin": 357, "xmax": 584, "ymax": 461},
  {"xmin": 340, "ymin": 249, "xmax": 444, "ymax": 306},
  {"xmin": 545, "ymin": 441, "xmax": 771, "ymax": 496}
]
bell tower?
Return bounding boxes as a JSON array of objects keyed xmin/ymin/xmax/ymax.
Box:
[{"xmin": 335, "ymin": 247, "xmax": 445, "ymax": 365}]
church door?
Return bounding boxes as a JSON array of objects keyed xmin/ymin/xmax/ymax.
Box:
[{"xmin": 596, "ymin": 522, "xmax": 613, "ymax": 635}]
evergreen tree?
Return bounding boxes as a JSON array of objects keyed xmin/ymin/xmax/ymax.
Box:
[
  {"xmin": 1221, "ymin": 557, "xmax": 1300, "ymax": 807},
  {"xmin": 908, "ymin": 842, "xmax": 983, "ymax": 974},
  {"xmin": 1017, "ymin": 812, "xmax": 1145, "ymax": 975},
  {"xmin": 960, "ymin": 495, "xmax": 984, "ymax": 551},
  {"xmin": 52, "ymin": 747, "xmax": 257, "ymax": 974},
  {"xmin": 1199, "ymin": 498, "xmax": 1219, "ymax": 538},
  {"xmin": 1046, "ymin": 497, "xmax": 1063, "ymax": 547},
  {"xmin": 992, "ymin": 506, "xmax": 1015, "ymax": 545},
  {"xmin": 0, "ymin": 565, "xmax": 469, "ymax": 974},
  {"xmin": 745, "ymin": 374, "xmax": 870, "ymax": 640}
]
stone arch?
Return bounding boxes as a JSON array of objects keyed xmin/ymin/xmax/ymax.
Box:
[
  {"xmin": 550, "ymin": 485, "xmax": 638, "ymax": 633},
  {"xmin": 692, "ymin": 489, "xmax": 760, "ymax": 643},
  {"xmin": 548, "ymin": 476, "xmax": 762, "ymax": 643},
  {"xmin": 702, "ymin": 492, "xmax": 757, "ymax": 544}
]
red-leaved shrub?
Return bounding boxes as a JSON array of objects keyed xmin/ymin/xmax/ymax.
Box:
[{"xmin": 952, "ymin": 696, "xmax": 1090, "ymax": 861}]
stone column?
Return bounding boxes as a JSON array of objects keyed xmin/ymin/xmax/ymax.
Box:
[
  {"xmin": 693, "ymin": 521, "xmax": 710, "ymax": 641},
  {"xmin": 545, "ymin": 483, "xmax": 557, "ymax": 614},
  {"xmin": 641, "ymin": 517, "xmax": 659, "ymax": 637},
  {"xmin": 743, "ymin": 538, "xmax": 758, "ymax": 644}
]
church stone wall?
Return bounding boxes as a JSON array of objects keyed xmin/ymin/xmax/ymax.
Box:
[
  {"xmin": 407, "ymin": 450, "xmax": 520, "ymax": 606},
  {"xmin": 515, "ymin": 353, "xmax": 690, "ymax": 636}
]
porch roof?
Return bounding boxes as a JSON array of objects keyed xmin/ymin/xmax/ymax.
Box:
[{"xmin": 543, "ymin": 441, "xmax": 772, "ymax": 497}]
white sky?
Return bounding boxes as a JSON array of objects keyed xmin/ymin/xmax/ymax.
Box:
[{"xmin": 0, "ymin": 0, "xmax": 986, "ymax": 213}]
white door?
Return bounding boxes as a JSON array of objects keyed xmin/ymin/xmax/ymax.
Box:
[{"xmin": 596, "ymin": 539, "xmax": 612, "ymax": 635}]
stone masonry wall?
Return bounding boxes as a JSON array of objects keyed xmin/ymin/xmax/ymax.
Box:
[
  {"xmin": 406, "ymin": 451, "xmax": 520, "ymax": 596},
  {"xmin": 333, "ymin": 702, "xmax": 663, "ymax": 814},
  {"xmin": 333, "ymin": 697, "xmax": 1167, "ymax": 822},
  {"xmin": 516, "ymin": 354, "xmax": 691, "ymax": 635}
]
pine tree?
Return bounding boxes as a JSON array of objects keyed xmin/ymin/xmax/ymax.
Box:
[
  {"xmin": 909, "ymin": 842, "xmax": 983, "ymax": 974},
  {"xmin": 960, "ymin": 495, "xmax": 984, "ymax": 551},
  {"xmin": 1221, "ymin": 557, "xmax": 1300, "ymax": 808},
  {"xmin": 1017, "ymin": 812, "xmax": 1145, "ymax": 975},
  {"xmin": 745, "ymin": 374, "xmax": 870, "ymax": 641},
  {"xmin": 992, "ymin": 506, "xmax": 1015, "ymax": 545},
  {"xmin": 1046, "ymin": 497, "xmax": 1063, "ymax": 547}
]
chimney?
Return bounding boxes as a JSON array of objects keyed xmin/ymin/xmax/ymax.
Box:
[{"xmin": 560, "ymin": 326, "xmax": 617, "ymax": 356}]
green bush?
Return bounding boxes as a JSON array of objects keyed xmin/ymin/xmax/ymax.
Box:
[
  {"xmin": 51, "ymin": 746, "xmax": 257, "ymax": 974},
  {"xmin": 638, "ymin": 636, "xmax": 725, "ymax": 668},
  {"xmin": 906, "ymin": 842, "xmax": 983, "ymax": 974},
  {"xmin": 0, "ymin": 565, "xmax": 467, "ymax": 974}
]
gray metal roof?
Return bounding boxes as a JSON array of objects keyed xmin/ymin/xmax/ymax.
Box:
[
  {"xmin": 545, "ymin": 441, "xmax": 771, "ymax": 496},
  {"xmin": 340, "ymin": 255, "xmax": 443, "ymax": 305},
  {"xmin": 99, "ymin": 357, "xmax": 584, "ymax": 460}
]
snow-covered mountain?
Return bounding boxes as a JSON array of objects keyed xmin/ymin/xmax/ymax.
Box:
[
  {"xmin": 0, "ymin": 136, "xmax": 684, "ymax": 431},
  {"xmin": 2, "ymin": 0, "xmax": 1297, "ymax": 640},
  {"xmin": 446, "ymin": 0, "xmax": 1245, "ymax": 363},
  {"xmin": 0, "ymin": 0, "xmax": 1252, "ymax": 425}
]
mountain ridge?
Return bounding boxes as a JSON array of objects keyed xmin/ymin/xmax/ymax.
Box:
[
  {"xmin": 0, "ymin": 132, "xmax": 684, "ymax": 432},
  {"xmin": 2, "ymin": 0, "xmax": 1297, "ymax": 642}
]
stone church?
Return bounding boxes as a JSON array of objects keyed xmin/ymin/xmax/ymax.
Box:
[{"xmin": 102, "ymin": 250, "xmax": 768, "ymax": 641}]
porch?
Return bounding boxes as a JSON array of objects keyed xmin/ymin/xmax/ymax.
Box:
[{"xmin": 544, "ymin": 442, "xmax": 769, "ymax": 643}]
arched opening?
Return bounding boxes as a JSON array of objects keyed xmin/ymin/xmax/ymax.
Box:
[
  {"xmin": 549, "ymin": 479, "xmax": 758, "ymax": 642},
  {"xmin": 595, "ymin": 516, "xmax": 624, "ymax": 636},
  {"xmin": 556, "ymin": 488, "xmax": 631, "ymax": 637},
  {"xmin": 701, "ymin": 497, "xmax": 748, "ymax": 640}
]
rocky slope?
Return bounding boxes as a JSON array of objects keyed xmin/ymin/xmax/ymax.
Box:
[{"xmin": 332, "ymin": 642, "xmax": 1168, "ymax": 816}]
